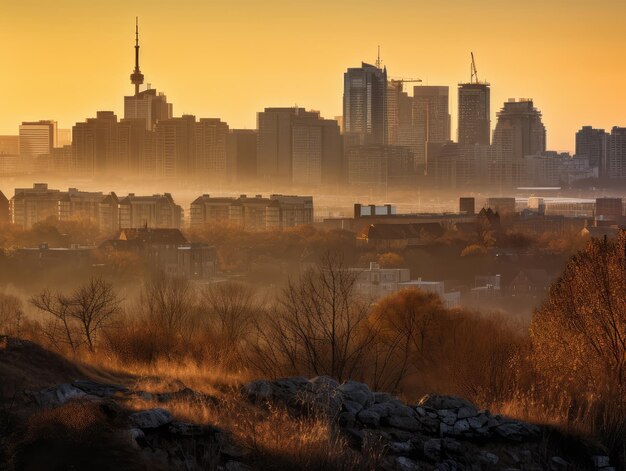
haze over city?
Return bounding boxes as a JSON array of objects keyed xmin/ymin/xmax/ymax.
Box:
[
  {"xmin": 2, "ymin": 0, "xmax": 626, "ymax": 152},
  {"xmin": 0, "ymin": 2, "xmax": 625, "ymax": 471}
]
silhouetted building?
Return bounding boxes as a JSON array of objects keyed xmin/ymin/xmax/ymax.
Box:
[
  {"xmin": 257, "ymin": 108, "xmax": 339, "ymax": 184},
  {"xmin": 412, "ymin": 86, "xmax": 450, "ymax": 171},
  {"xmin": 118, "ymin": 193, "xmax": 182, "ymax": 229},
  {"xmin": 595, "ymin": 197, "xmax": 623, "ymax": 220},
  {"xmin": 195, "ymin": 118, "xmax": 229, "ymax": 181},
  {"xmin": 227, "ymin": 129, "xmax": 257, "ymax": 182},
  {"xmin": 19, "ymin": 121, "xmax": 57, "ymax": 157},
  {"xmin": 343, "ymin": 62, "xmax": 387, "ymax": 146},
  {"xmin": 576, "ymin": 126, "xmax": 606, "ymax": 176},
  {"xmin": 346, "ymin": 145, "xmax": 414, "ymax": 188},
  {"xmin": 155, "ymin": 115, "xmax": 196, "ymax": 179},
  {"xmin": 490, "ymin": 99, "xmax": 546, "ymax": 187},
  {"xmin": 0, "ymin": 191, "xmax": 9, "ymax": 225},
  {"xmin": 606, "ymin": 127, "xmax": 626, "ymax": 180},
  {"xmin": 99, "ymin": 193, "xmax": 120, "ymax": 235},
  {"xmin": 10, "ymin": 183, "xmax": 61, "ymax": 229},
  {"xmin": 190, "ymin": 194, "xmax": 313, "ymax": 230},
  {"xmin": 118, "ymin": 118, "xmax": 155, "ymax": 175},
  {"xmin": 458, "ymin": 83, "xmax": 490, "ymax": 146},
  {"xmin": 486, "ymin": 197, "xmax": 516, "ymax": 216},
  {"xmin": 72, "ymin": 111, "xmax": 119, "ymax": 176},
  {"xmin": 58, "ymin": 188, "xmax": 106, "ymax": 224}
]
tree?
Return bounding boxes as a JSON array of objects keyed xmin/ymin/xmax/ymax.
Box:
[
  {"xmin": 250, "ymin": 253, "xmax": 375, "ymax": 381},
  {"xmin": 530, "ymin": 232, "xmax": 626, "ymax": 397},
  {"xmin": 30, "ymin": 277, "xmax": 121, "ymax": 353},
  {"xmin": 201, "ymin": 282, "xmax": 260, "ymax": 354}
]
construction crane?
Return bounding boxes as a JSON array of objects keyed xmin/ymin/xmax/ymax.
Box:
[
  {"xmin": 388, "ymin": 77, "xmax": 422, "ymax": 92},
  {"xmin": 471, "ymin": 52, "xmax": 479, "ymax": 84}
]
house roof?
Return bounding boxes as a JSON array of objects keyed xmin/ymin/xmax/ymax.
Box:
[{"xmin": 119, "ymin": 228, "xmax": 188, "ymax": 245}]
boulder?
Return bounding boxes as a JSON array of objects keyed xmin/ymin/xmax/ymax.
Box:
[
  {"xmin": 243, "ymin": 380, "xmax": 273, "ymax": 402},
  {"xmin": 72, "ymin": 380, "xmax": 128, "ymax": 397},
  {"xmin": 357, "ymin": 409, "xmax": 381, "ymax": 428},
  {"xmin": 395, "ymin": 456, "xmax": 419, "ymax": 471},
  {"xmin": 478, "ymin": 450, "xmax": 499, "ymax": 465},
  {"xmin": 129, "ymin": 408, "xmax": 172, "ymax": 429},
  {"xmin": 31, "ymin": 383, "xmax": 86, "ymax": 408},
  {"xmin": 419, "ymin": 395, "xmax": 476, "ymax": 412},
  {"xmin": 387, "ymin": 415, "xmax": 422, "ymax": 432},
  {"xmin": 337, "ymin": 380, "xmax": 374, "ymax": 406},
  {"xmin": 424, "ymin": 438, "xmax": 442, "ymax": 461}
]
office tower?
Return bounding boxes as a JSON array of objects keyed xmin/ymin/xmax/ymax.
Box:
[
  {"xmin": 118, "ymin": 118, "xmax": 155, "ymax": 175},
  {"xmin": 343, "ymin": 62, "xmax": 387, "ymax": 146},
  {"xmin": 576, "ymin": 126, "xmax": 607, "ymax": 176},
  {"xmin": 606, "ymin": 127, "xmax": 626, "ymax": 180},
  {"xmin": 490, "ymin": 99, "xmax": 546, "ymax": 186},
  {"xmin": 155, "ymin": 115, "xmax": 196, "ymax": 179},
  {"xmin": 123, "ymin": 19, "xmax": 172, "ymax": 130},
  {"xmin": 19, "ymin": 120, "xmax": 57, "ymax": 156},
  {"xmin": 412, "ymin": 86, "xmax": 450, "ymax": 170},
  {"xmin": 195, "ymin": 118, "xmax": 229, "ymax": 181},
  {"xmin": 458, "ymin": 83, "xmax": 491, "ymax": 146},
  {"xmin": 72, "ymin": 111, "xmax": 119, "ymax": 176},
  {"xmin": 0, "ymin": 136, "xmax": 19, "ymax": 155},
  {"xmin": 291, "ymin": 116, "xmax": 342, "ymax": 185},
  {"xmin": 118, "ymin": 193, "xmax": 183, "ymax": 229},
  {"xmin": 256, "ymin": 107, "xmax": 318, "ymax": 182},
  {"xmin": 0, "ymin": 191, "xmax": 8, "ymax": 225},
  {"xmin": 227, "ymin": 129, "xmax": 258, "ymax": 182},
  {"xmin": 345, "ymin": 145, "xmax": 413, "ymax": 187},
  {"xmin": 51, "ymin": 145, "xmax": 73, "ymax": 173}
]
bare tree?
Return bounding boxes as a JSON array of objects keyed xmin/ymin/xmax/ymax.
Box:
[
  {"xmin": 250, "ymin": 253, "xmax": 376, "ymax": 382},
  {"xmin": 30, "ymin": 277, "xmax": 121, "ymax": 353},
  {"xmin": 201, "ymin": 281, "xmax": 261, "ymax": 360}
]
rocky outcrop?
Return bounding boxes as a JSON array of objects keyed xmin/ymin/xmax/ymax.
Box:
[{"xmin": 244, "ymin": 376, "xmax": 615, "ymax": 471}]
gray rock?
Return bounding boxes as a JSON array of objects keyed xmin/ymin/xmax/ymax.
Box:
[
  {"xmin": 442, "ymin": 438, "xmax": 462, "ymax": 455},
  {"xmin": 389, "ymin": 440, "xmax": 412, "ymax": 454},
  {"xmin": 415, "ymin": 406, "xmax": 426, "ymax": 417},
  {"xmin": 468, "ymin": 414, "xmax": 489, "ymax": 429},
  {"xmin": 419, "ymin": 395, "xmax": 476, "ymax": 411},
  {"xmin": 452, "ymin": 418, "xmax": 471, "ymax": 435},
  {"xmin": 387, "ymin": 415, "xmax": 422, "ymax": 432},
  {"xmin": 395, "ymin": 456, "xmax": 419, "ymax": 471},
  {"xmin": 367, "ymin": 402, "xmax": 397, "ymax": 418},
  {"xmin": 337, "ymin": 380, "xmax": 373, "ymax": 406},
  {"xmin": 438, "ymin": 409, "xmax": 457, "ymax": 425},
  {"xmin": 373, "ymin": 391, "xmax": 394, "ymax": 403},
  {"xmin": 338, "ymin": 411, "xmax": 355, "ymax": 428},
  {"xmin": 418, "ymin": 414, "xmax": 441, "ymax": 434},
  {"xmin": 168, "ymin": 421, "xmax": 218, "ymax": 436},
  {"xmin": 72, "ymin": 380, "xmax": 128, "ymax": 397},
  {"xmin": 224, "ymin": 461, "xmax": 254, "ymax": 471},
  {"xmin": 478, "ymin": 450, "xmax": 499, "ymax": 465},
  {"xmin": 244, "ymin": 380, "xmax": 272, "ymax": 402},
  {"xmin": 32, "ymin": 383, "xmax": 86, "ymax": 408},
  {"xmin": 342, "ymin": 398, "xmax": 364, "ymax": 415},
  {"xmin": 494, "ymin": 422, "xmax": 526, "ymax": 441},
  {"xmin": 435, "ymin": 459, "xmax": 458, "ymax": 471},
  {"xmin": 129, "ymin": 408, "xmax": 172, "ymax": 429},
  {"xmin": 457, "ymin": 405, "xmax": 478, "ymax": 419},
  {"xmin": 357, "ymin": 409, "xmax": 380, "ymax": 428},
  {"xmin": 394, "ymin": 405, "xmax": 419, "ymax": 417},
  {"xmin": 424, "ymin": 438, "xmax": 442, "ymax": 461}
]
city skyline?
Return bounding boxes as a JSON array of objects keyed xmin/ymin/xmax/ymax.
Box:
[{"xmin": 1, "ymin": 1, "xmax": 626, "ymax": 153}]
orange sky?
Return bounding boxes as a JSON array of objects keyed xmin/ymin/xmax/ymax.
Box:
[{"xmin": 1, "ymin": 0, "xmax": 625, "ymax": 152}]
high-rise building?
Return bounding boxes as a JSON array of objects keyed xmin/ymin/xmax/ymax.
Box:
[
  {"xmin": 195, "ymin": 118, "xmax": 229, "ymax": 181},
  {"xmin": 227, "ymin": 130, "xmax": 257, "ymax": 182},
  {"xmin": 256, "ymin": 107, "xmax": 318, "ymax": 182},
  {"xmin": 123, "ymin": 19, "xmax": 172, "ymax": 130},
  {"xmin": 155, "ymin": 115, "xmax": 196, "ymax": 179},
  {"xmin": 346, "ymin": 145, "xmax": 414, "ymax": 187},
  {"xmin": 412, "ymin": 86, "xmax": 450, "ymax": 171},
  {"xmin": 343, "ymin": 62, "xmax": 387, "ymax": 146},
  {"xmin": 118, "ymin": 118, "xmax": 155, "ymax": 175},
  {"xmin": 19, "ymin": 121, "xmax": 57, "ymax": 157},
  {"xmin": 458, "ymin": 83, "xmax": 491, "ymax": 146},
  {"xmin": 72, "ymin": 111, "xmax": 119, "ymax": 176},
  {"xmin": 606, "ymin": 127, "xmax": 626, "ymax": 181},
  {"xmin": 490, "ymin": 99, "xmax": 546, "ymax": 187},
  {"xmin": 291, "ymin": 116, "xmax": 342, "ymax": 185},
  {"xmin": 575, "ymin": 126, "xmax": 606, "ymax": 176},
  {"xmin": 57, "ymin": 129, "xmax": 72, "ymax": 147}
]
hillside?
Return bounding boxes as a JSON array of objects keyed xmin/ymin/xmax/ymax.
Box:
[{"xmin": 0, "ymin": 336, "xmax": 615, "ymax": 471}]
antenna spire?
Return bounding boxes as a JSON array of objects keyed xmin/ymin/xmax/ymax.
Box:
[
  {"xmin": 376, "ymin": 45, "xmax": 382, "ymax": 69},
  {"xmin": 130, "ymin": 16, "xmax": 144, "ymax": 95}
]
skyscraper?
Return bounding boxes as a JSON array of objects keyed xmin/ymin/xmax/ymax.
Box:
[
  {"xmin": 343, "ymin": 62, "xmax": 387, "ymax": 146},
  {"xmin": 412, "ymin": 86, "xmax": 450, "ymax": 170},
  {"xmin": 72, "ymin": 112, "xmax": 119, "ymax": 176},
  {"xmin": 195, "ymin": 118, "xmax": 229, "ymax": 181},
  {"xmin": 291, "ymin": 116, "xmax": 342, "ymax": 185},
  {"xmin": 19, "ymin": 121, "xmax": 57, "ymax": 157},
  {"xmin": 256, "ymin": 107, "xmax": 318, "ymax": 182},
  {"xmin": 227, "ymin": 130, "xmax": 258, "ymax": 182},
  {"xmin": 123, "ymin": 18, "xmax": 172, "ymax": 131},
  {"xmin": 458, "ymin": 83, "xmax": 491, "ymax": 146},
  {"xmin": 575, "ymin": 126, "xmax": 606, "ymax": 175},
  {"xmin": 606, "ymin": 127, "xmax": 626, "ymax": 181},
  {"xmin": 155, "ymin": 115, "xmax": 196, "ymax": 179},
  {"xmin": 490, "ymin": 99, "xmax": 546, "ymax": 186}
]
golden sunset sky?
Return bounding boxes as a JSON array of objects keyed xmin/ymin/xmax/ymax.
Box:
[{"xmin": 1, "ymin": 0, "xmax": 624, "ymax": 152}]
